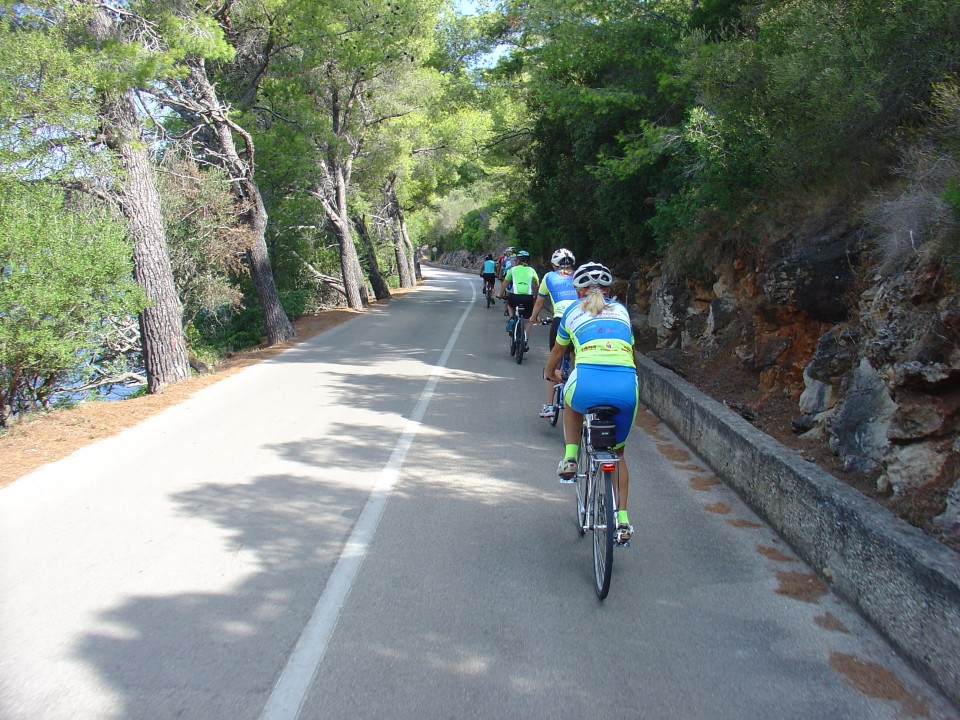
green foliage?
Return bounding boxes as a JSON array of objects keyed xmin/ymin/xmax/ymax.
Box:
[
  {"xmin": 454, "ymin": 208, "xmax": 495, "ymax": 252},
  {"xmin": 189, "ymin": 282, "xmax": 311, "ymax": 357},
  {"xmin": 685, "ymin": 0, "xmax": 960, "ymax": 186},
  {"xmin": 944, "ymin": 178, "xmax": 960, "ymax": 217},
  {"xmin": 482, "ymin": 0, "xmax": 960, "ymax": 268},
  {"xmin": 0, "ymin": 5, "xmax": 106, "ymax": 180},
  {"xmin": 0, "ymin": 181, "xmax": 146, "ymax": 424}
]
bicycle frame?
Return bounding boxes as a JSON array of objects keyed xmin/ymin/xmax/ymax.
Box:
[{"xmin": 510, "ymin": 302, "xmax": 527, "ymax": 364}]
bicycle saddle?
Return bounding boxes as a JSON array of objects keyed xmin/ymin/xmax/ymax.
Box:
[{"xmin": 587, "ymin": 405, "xmax": 620, "ymax": 416}]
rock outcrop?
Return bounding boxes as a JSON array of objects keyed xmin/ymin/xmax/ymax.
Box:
[{"xmin": 631, "ymin": 228, "xmax": 960, "ymax": 547}]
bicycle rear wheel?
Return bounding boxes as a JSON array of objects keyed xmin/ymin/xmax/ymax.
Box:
[
  {"xmin": 515, "ymin": 321, "xmax": 525, "ymax": 364},
  {"xmin": 592, "ymin": 461, "xmax": 615, "ymax": 599}
]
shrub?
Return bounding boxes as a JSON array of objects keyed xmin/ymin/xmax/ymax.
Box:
[{"xmin": 0, "ymin": 182, "xmax": 146, "ymax": 425}]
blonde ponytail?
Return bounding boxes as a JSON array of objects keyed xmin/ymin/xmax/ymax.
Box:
[{"xmin": 579, "ymin": 286, "xmax": 607, "ymax": 316}]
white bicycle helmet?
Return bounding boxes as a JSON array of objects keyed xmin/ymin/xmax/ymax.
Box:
[
  {"xmin": 551, "ymin": 248, "xmax": 575, "ymax": 268},
  {"xmin": 572, "ymin": 261, "xmax": 613, "ymax": 288}
]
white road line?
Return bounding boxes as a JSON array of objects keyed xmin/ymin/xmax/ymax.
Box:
[{"xmin": 260, "ymin": 277, "xmax": 475, "ymax": 720}]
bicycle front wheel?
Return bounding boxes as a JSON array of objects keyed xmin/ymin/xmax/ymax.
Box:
[
  {"xmin": 549, "ymin": 383, "xmax": 561, "ymax": 427},
  {"xmin": 574, "ymin": 431, "xmax": 588, "ymax": 536},
  {"xmin": 592, "ymin": 461, "xmax": 615, "ymax": 599}
]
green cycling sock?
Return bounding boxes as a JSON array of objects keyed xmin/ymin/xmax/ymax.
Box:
[
  {"xmin": 565, "ymin": 443, "xmax": 578, "ymax": 460},
  {"xmin": 617, "ymin": 509, "xmax": 630, "ymax": 525}
]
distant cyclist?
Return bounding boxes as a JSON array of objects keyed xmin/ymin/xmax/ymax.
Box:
[
  {"xmin": 501, "ymin": 250, "xmax": 539, "ymax": 349},
  {"xmin": 544, "ymin": 261, "xmax": 638, "ymax": 543},
  {"xmin": 480, "ymin": 254, "xmax": 496, "ymax": 298},
  {"xmin": 531, "ymin": 248, "xmax": 577, "ymax": 419},
  {"xmin": 496, "ymin": 247, "xmax": 516, "ymax": 298}
]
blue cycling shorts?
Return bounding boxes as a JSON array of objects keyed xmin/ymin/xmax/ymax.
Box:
[{"xmin": 563, "ymin": 364, "xmax": 639, "ymax": 448}]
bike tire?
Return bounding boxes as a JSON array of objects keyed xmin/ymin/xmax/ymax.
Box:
[
  {"xmin": 516, "ymin": 322, "xmax": 525, "ymax": 365},
  {"xmin": 574, "ymin": 432, "xmax": 588, "ymax": 536},
  {"xmin": 593, "ymin": 462, "xmax": 615, "ymax": 599},
  {"xmin": 549, "ymin": 383, "xmax": 561, "ymax": 427},
  {"xmin": 487, "ymin": 293, "xmax": 493, "ymax": 308}
]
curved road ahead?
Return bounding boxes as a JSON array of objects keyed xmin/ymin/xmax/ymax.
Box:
[{"xmin": 1, "ymin": 266, "xmax": 956, "ymax": 720}]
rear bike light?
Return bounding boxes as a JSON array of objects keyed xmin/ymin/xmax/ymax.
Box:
[{"xmin": 601, "ymin": 462, "xmax": 617, "ymax": 472}]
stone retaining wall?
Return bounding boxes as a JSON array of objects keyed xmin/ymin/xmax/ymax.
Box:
[{"xmin": 636, "ymin": 353, "xmax": 960, "ymax": 707}]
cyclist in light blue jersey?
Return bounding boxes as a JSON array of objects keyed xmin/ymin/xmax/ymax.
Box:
[
  {"xmin": 531, "ymin": 248, "xmax": 577, "ymax": 418},
  {"xmin": 545, "ymin": 261, "xmax": 638, "ymax": 543},
  {"xmin": 480, "ymin": 254, "xmax": 496, "ymax": 297}
]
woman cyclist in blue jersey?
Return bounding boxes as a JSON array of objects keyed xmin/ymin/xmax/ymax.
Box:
[
  {"xmin": 544, "ymin": 261, "xmax": 638, "ymax": 543},
  {"xmin": 480, "ymin": 254, "xmax": 496, "ymax": 298},
  {"xmin": 531, "ymin": 248, "xmax": 577, "ymax": 418}
]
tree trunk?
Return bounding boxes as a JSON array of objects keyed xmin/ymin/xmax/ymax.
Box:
[
  {"xmin": 120, "ymin": 117, "xmax": 192, "ymax": 393},
  {"xmin": 382, "ymin": 176, "xmax": 416, "ymax": 287},
  {"xmin": 384, "ymin": 202, "xmax": 413, "ymax": 288},
  {"xmin": 354, "ymin": 214, "xmax": 391, "ymax": 300},
  {"xmin": 91, "ymin": 7, "xmax": 190, "ymax": 394},
  {"xmin": 187, "ymin": 62, "xmax": 294, "ymax": 345},
  {"xmin": 337, "ymin": 220, "xmax": 366, "ymax": 308},
  {"xmin": 397, "ymin": 205, "xmax": 420, "ymax": 283},
  {"xmin": 311, "ymin": 163, "xmax": 367, "ymax": 309},
  {"xmin": 247, "ymin": 190, "xmax": 295, "ymax": 344}
]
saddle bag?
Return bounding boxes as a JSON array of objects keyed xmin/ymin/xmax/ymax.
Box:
[{"xmin": 589, "ymin": 418, "xmax": 617, "ymax": 449}]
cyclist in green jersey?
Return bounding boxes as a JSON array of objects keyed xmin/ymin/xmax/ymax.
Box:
[{"xmin": 501, "ymin": 250, "xmax": 540, "ymax": 349}]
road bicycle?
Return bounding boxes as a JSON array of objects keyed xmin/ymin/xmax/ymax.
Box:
[
  {"xmin": 508, "ymin": 302, "xmax": 528, "ymax": 365},
  {"xmin": 573, "ymin": 405, "xmax": 624, "ymax": 599}
]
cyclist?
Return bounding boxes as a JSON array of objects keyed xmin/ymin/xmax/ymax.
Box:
[
  {"xmin": 531, "ymin": 248, "xmax": 577, "ymax": 418},
  {"xmin": 501, "ymin": 250, "xmax": 539, "ymax": 349},
  {"xmin": 544, "ymin": 261, "xmax": 638, "ymax": 543},
  {"xmin": 497, "ymin": 248, "xmax": 517, "ymax": 314},
  {"xmin": 480, "ymin": 254, "xmax": 496, "ymax": 298}
]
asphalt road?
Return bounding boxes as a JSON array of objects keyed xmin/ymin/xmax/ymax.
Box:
[{"xmin": 1, "ymin": 266, "xmax": 957, "ymax": 720}]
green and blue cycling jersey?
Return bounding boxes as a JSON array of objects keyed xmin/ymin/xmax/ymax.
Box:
[
  {"xmin": 537, "ymin": 271, "xmax": 578, "ymax": 318},
  {"xmin": 555, "ymin": 298, "xmax": 635, "ymax": 368},
  {"xmin": 556, "ymin": 296, "xmax": 638, "ymax": 446}
]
